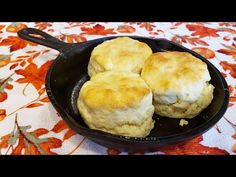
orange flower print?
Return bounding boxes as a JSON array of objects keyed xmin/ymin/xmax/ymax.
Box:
[
  {"xmin": 171, "ymin": 35, "xmax": 209, "ymax": 46},
  {"xmin": 15, "ymin": 60, "xmax": 53, "ymax": 91},
  {"xmin": 51, "ymin": 120, "xmax": 76, "ymax": 142},
  {"xmin": 217, "ymin": 43, "xmax": 236, "ymax": 60},
  {"xmin": 81, "ymin": 24, "xmax": 116, "ymax": 35},
  {"xmin": 0, "ymin": 92, "xmax": 7, "ymax": 102},
  {"xmin": 56, "ymin": 34, "xmax": 87, "ymax": 43},
  {"xmin": 34, "ymin": 22, "xmax": 53, "ymax": 30},
  {"xmin": 220, "ymin": 61, "xmax": 236, "ymax": 79},
  {"xmin": 107, "ymin": 136, "xmax": 228, "ymax": 155},
  {"xmin": 186, "ymin": 24, "xmax": 219, "ymax": 38},
  {"xmin": 137, "ymin": 22, "xmax": 155, "ymax": 31},
  {"xmin": 117, "ymin": 25, "xmax": 136, "ymax": 33},
  {"xmin": 6, "ymin": 23, "xmax": 27, "ymax": 33},
  {"xmin": 0, "ymin": 109, "xmax": 6, "ymax": 121},
  {"xmin": 218, "ymin": 49, "xmax": 236, "ymax": 56},
  {"xmin": 192, "ymin": 47, "xmax": 215, "ymax": 59},
  {"xmin": 161, "ymin": 136, "xmax": 228, "ymax": 155},
  {"xmin": 0, "ymin": 36, "xmax": 37, "ymax": 52}
]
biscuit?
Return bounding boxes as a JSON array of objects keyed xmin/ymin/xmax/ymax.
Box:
[
  {"xmin": 77, "ymin": 71, "xmax": 155, "ymax": 137},
  {"xmin": 88, "ymin": 37, "xmax": 152, "ymax": 77},
  {"xmin": 141, "ymin": 51, "xmax": 214, "ymax": 118}
]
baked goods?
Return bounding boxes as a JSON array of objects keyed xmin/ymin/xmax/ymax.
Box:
[
  {"xmin": 88, "ymin": 37, "xmax": 152, "ymax": 77},
  {"xmin": 141, "ymin": 51, "xmax": 214, "ymax": 118},
  {"xmin": 77, "ymin": 71, "xmax": 155, "ymax": 137},
  {"xmin": 78, "ymin": 37, "xmax": 215, "ymax": 137}
]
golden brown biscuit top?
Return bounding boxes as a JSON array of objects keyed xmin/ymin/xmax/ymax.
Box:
[
  {"xmin": 90, "ymin": 37, "xmax": 152, "ymax": 73},
  {"xmin": 79, "ymin": 71, "xmax": 151, "ymax": 109},
  {"xmin": 141, "ymin": 51, "xmax": 211, "ymax": 98}
]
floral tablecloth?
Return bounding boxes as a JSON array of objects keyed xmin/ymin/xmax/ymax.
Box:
[{"xmin": 0, "ymin": 22, "xmax": 236, "ymax": 155}]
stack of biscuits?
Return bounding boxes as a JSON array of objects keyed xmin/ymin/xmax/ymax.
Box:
[{"xmin": 77, "ymin": 37, "xmax": 214, "ymax": 138}]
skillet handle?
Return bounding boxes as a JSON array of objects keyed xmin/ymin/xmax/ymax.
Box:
[{"xmin": 18, "ymin": 28, "xmax": 72, "ymax": 52}]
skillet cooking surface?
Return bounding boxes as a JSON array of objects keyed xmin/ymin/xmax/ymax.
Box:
[{"xmin": 66, "ymin": 38, "xmax": 225, "ymax": 137}]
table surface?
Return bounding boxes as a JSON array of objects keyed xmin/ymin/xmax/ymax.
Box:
[{"xmin": 0, "ymin": 22, "xmax": 235, "ymax": 155}]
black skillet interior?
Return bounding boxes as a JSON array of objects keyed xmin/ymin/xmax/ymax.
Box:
[{"xmin": 18, "ymin": 28, "xmax": 229, "ymax": 152}]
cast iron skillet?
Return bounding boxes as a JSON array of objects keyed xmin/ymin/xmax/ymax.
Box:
[{"xmin": 18, "ymin": 28, "xmax": 229, "ymax": 152}]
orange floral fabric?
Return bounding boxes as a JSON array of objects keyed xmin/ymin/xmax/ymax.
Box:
[{"xmin": 0, "ymin": 22, "xmax": 235, "ymax": 155}]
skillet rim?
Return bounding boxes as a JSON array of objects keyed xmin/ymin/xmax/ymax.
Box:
[{"xmin": 45, "ymin": 36, "xmax": 229, "ymax": 145}]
